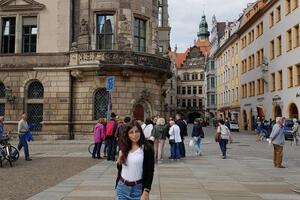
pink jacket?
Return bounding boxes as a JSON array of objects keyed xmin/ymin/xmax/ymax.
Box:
[{"xmin": 94, "ymin": 123, "xmax": 105, "ymax": 143}]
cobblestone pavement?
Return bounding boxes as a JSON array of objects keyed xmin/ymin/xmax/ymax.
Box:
[
  {"xmin": 0, "ymin": 157, "xmax": 99, "ymax": 200},
  {"xmin": 3, "ymin": 127, "xmax": 300, "ymax": 200}
]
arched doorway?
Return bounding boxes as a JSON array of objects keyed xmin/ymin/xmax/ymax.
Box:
[
  {"xmin": 289, "ymin": 103, "xmax": 299, "ymax": 119},
  {"xmin": 133, "ymin": 104, "xmax": 144, "ymax": 121},
  {"xmin": 242, "ymin": 110, "xmax": 248, "ymax": 130},
  {"xmin": 187, "ymin": 112, "xmax": 202, "ymax": 124},
  {"xmin": 274, "ymin": 105, "xmax": 282, "ymax": 118},
  {"xmin": 250, "ymin": 109, "xmax": 254, "ymax": 130}
]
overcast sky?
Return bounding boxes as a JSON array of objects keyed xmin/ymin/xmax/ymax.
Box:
[{"xmin": 169, "ymin": 0, "xmax": 254, "ymax": 52}]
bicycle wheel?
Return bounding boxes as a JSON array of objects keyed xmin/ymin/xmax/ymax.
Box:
[
  {"xmin": 4, "ymin": 146, "xmax": 13, "ymax": 167},
  {"xmin": 9, "ymin": 146, "xmax": 19, "ymax": 162},
  {"xmin": 88, "ymin": 143, "xmax": 94, "ymax": 155}
]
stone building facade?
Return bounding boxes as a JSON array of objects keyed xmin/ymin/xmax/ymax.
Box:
[
  {"xmin": 0, "ymin": 0, "xmax": 170, "ymax": 139},
  {"xmin": 173, "ymin": 15, "xmax": 210, "ymax": 123}
]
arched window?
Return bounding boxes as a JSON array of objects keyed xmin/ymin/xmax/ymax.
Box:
[
  {"xmin": 26, "ymin": 81, "xmax": 44, "ymax": 131},
  {"xmin": 94, "ymin": 88, "xmax": 109, "ymax": 120},
  {"xmin": 28, "ymin": 81, "xmax": 44, "ymax": 99},
  {"xmin": 0, "ymin": 82, "xmax": 5, "ymax": 116}
]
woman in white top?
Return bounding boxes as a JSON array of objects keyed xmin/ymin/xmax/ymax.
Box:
[
  {"xmin": 141, "ymin": 118, "xmax": 154, "ymax": 143},
  {"xmin": 116, "ymin": 120, "xmax": 154, "ymax": 200},
  {"xmin": 168, "ymin": 120, "xmax": 182, "ymax": 160},
  {"xmin": 216, "ymin": 119, "xmax": 232, "ymax": 159}
]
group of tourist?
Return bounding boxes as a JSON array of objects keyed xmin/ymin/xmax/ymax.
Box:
[{"xmin": 92, "ymin": 113, "xmax": 192, "ymax": 163}]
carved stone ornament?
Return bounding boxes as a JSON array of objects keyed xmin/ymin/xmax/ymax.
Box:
[
  {"xmin": 80, "ymin": 19, "xmax": 89, "ymax": 35},
  {"xmin": 0, "ymin": 0, "xmax": 45, "ymax": 11},
  {"xmin": 71, "ymin": 70, "xmax": 85, "ymax": 81},
  {"xmin": 140, "ymin": 89, "xmax": 150, "ymax": 100}
]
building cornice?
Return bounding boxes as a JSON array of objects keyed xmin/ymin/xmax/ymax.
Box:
[
  {"xmin": 214, "ymin": 33, "xmax": 239, "ymax": 57},
  {"xmin": 237, "ymin": 0, "xmax": 278, "ymax": 35}
]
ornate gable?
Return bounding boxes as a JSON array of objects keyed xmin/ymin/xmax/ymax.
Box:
[{"xmin": 0, "ymin": 0, "xmax": 45, "ymax": 12}]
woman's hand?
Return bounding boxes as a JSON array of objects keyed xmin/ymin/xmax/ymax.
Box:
[{"xmin": 140, "ymin": 191, "xmax": 149, "ymax": 200}]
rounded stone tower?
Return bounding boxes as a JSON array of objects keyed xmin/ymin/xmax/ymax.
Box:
[{"xmin": 68, "ymin": 0, "xmax": 171, "ymax": 136}]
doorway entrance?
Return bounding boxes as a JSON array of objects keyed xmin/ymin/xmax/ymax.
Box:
[{"xmin": 133, "ymin": 104, "xmax": 145, "ymax": 121}]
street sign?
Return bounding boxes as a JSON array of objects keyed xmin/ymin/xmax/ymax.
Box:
[{"xmin": 106, "ymin": 76, "xmax": 115, "ymax": 92}]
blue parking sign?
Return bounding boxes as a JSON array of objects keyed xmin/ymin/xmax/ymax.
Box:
[{"xmin": 106, "ymin": 76, "xmax": 115, "ymax": 92}]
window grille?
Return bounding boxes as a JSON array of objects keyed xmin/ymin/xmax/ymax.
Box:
[
  {"xmin": 0, "ymin": 82, "xmax": 5, "ymax": 98},
  {"xmin": 28, "ymin": 81, "xmax": 44, "ymax": 99},
  {"xmin": 94, "ymin": 88, "xmax": 109, "ymax": 120},
  {"xmin": 0, "ymin": 104, "xmax": 4, "ymax": 116},
  {"xmin": 27, "ymin": 104, "xmax": 43, "ymax": 131}
]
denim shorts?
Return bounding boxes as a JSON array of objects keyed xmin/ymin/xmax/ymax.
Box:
[{"xmin": 115, "ymin": 180, "xmax": 143, "ymax": 200}]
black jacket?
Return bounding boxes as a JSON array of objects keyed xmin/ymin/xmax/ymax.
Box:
[
  {"xmin": 176, "ymin": 120, "xmax": 187, "ymax": 137},
  {"xmin": 116, "ymin": 142, "xmax": 155, "ymax": 190},
  {"xmin": 192, "ymin": 124, "xmax": 205, "ymax": 138}
]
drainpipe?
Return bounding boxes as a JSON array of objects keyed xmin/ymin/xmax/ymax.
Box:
[{"xmin": 69, "ymin": 73, "xmax": 75, "ymax": 140}]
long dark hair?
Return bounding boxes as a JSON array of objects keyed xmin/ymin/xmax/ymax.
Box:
[{"xmin": 119, "ymin": 120, "xmax": 151, "ymax": 165}]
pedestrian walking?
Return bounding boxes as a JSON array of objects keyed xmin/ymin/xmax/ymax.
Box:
[
  {"xmin": 17, "ymin": 113, "xmax": 32, "ymax": 161},
  {"xmin": 191, "ymin": 119, "xmax": 205, "ymax": 157},
  {"xmin": 216, "ymin": 119, "xmax": 232, "ymax": 159},
  {"xmin": 292, "ymin": 118, "xmax": 300, "ymax": 146},
  {"xmin": 92, "ymin": 118, "xmax": 106, "ymax": 159},
  {"xmin": 105, "ymin": 112, "xmax": 118, "ymax": 161},
  {"xmin": 168, "ymin": 120, "xmax": 181, "ymax": 160},
  {"xmin": 255, "ymin": 117, "xmax": 262, "ymax": 142},
  {"xmin": 175, "ymin": 114, "xmax": 187, "ymax": 157},
  {"xmin": 269, "ymin": 117, "xmax": 286, "ymax": 168},
  {"xmin": 151, "ymin": 118, "xmax": 168, "ymax": 162},
  {"xmin": 115, "ymin": 120, "xmax": 154, "ymax": 200}
]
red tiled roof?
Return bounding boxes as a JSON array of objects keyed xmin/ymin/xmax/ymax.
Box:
[{"xmin": 169, "ymin": 39, "xmax": 210, "ymax": 69}]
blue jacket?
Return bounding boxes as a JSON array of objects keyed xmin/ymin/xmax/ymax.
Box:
[
  {"xmin": 25, "ymin": 132, "xmax": 34, "ymax": 142},
  {"xmin": 270, "ymin": 123, "xmax": 285, "ymax": 146}
]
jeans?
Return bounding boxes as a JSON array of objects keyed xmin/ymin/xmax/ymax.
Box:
[
  {"xmin": 219, "ymin": 139, "xmax": 228, "ymax": 157},
  {"xmin": 154, "ymin": 139, "xmax": 165, "ymax": 161},
  {"xmin": 92, "ymin": 142, "xmax": 102, "ymax": 158},
  {"xmin": 17, "ymin": 134, "xmax": 30, "ymax": 159},
  {"xmin": 193, "ymin": 137, "xmax": 201, "ymax": 156},
  {"xmin": 106, "ymin": 136, "xmax": 117, "ymax": 161},
  {"xmin": 170, "ymin": 142, "xmax": 181, "ymax": 159},
  {"xmin": 179, "ymin": 138, "xmax": 186, "ymax": 157},
  {"xmin": 115, "ymin": 181, "xmax": 143, "ymax": 200},
  {"xmin": 273, "ymin": 144, "xmax": 283, "ymax": 167}
]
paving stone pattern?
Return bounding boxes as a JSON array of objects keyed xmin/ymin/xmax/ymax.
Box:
[{"xmin": 26, "ymin": 128, "xmax": 300, "ymax": 200}]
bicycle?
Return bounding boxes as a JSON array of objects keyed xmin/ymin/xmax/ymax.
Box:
[{"xmin": 0, "ymin": 135, "xmax": 20, "ymax": 168}]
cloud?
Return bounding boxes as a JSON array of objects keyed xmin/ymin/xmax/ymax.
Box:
[{"xmin": 169, "ymin": 0, "xmax": 255, "ymax": 52}]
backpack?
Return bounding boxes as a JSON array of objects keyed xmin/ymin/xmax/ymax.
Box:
[{"xmin": 106, "ymin": 120, "xmax": 116, "ymax": 137}]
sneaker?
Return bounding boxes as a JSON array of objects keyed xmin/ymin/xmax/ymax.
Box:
[
  {"xmin": 25, "ymin": 158, "xmax": 32, "ymax": 161},
  {"xmin": 222, "ymin": 156, "xmax": 226, "ymax": 159},
  {"xmin": 277, "ymin": 165, "xmax": 286, "ymax": 168}
]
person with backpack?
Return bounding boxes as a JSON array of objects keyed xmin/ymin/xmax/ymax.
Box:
[
  {"xmin": 216, "ymin": 119, "xmax": 232, "ymax": 159},
  {"xmin": 92, "ymin": 118, "xmax": 106, "ymax": 159},
  {"xmin": 106, "ymin": 112, "xmax": 118, "ymax": 161},
  {"xmin": 191, "ymin": 119, "xmax": 205, "ymax": 157}
]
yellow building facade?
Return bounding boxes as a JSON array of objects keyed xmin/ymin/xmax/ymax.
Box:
[{"xmin": 215, "ymin": 22, "xmax": 241, "ymax": 123}]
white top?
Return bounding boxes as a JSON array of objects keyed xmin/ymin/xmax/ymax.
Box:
[
  {"xmin": 169, "ymin": 124, "xmax": 182, "ymax": 143},
  {"xmin": 141, "ymin": 124, "xmax": 153, "ymax": 139},
  {"xmin": 217, "ymin": 125, "xmax": 231, "ymax": 140},
  {"xmin": 121, "ymin": 148, "xmax": 144, "ymax": 182}
]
